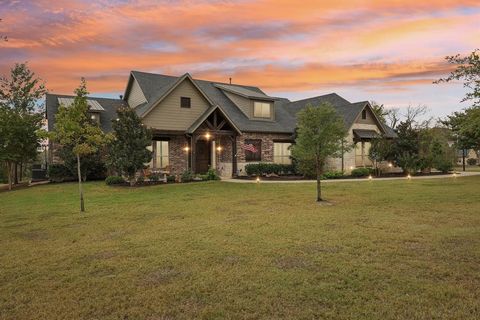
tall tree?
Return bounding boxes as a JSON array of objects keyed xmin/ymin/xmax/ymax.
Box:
[
  {"xmin": 51, "ymin": 79, "xmax": 106, "ymax": 212},
  {"xmin": 291, "ymin": 103, "xmax": 348, "ymax": 202},
  {"xmin": 107, "ymin": 106, "xmax": 152, "ymax": 186},
  {"xmin": 370, "ymin": 101, "xmax": 389, "ymax": 124},
  {"xmin": 435, "ymin": 49, "xmax": 480, "ymax": 107},
  {"xmin": 0, "ymin": 18, "xmax": 7, "ymax": 41},
  {"xmin": 0, "ymin": 63, "xmax": 46, "ymax": 190}
]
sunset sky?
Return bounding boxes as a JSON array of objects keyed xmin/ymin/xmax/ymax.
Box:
[{"xmin": 1, "ymin": 0, "xmax": 479, "ymax": 118}]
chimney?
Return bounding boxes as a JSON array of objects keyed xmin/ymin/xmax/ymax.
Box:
[{"xmin": 229, "ymin": 77, "xmax": 232, "ymax": 84}]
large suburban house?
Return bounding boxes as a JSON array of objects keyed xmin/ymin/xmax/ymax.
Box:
[{"xmin": 45, "ymin": 71, "xmax": 396, "ymax": 177}]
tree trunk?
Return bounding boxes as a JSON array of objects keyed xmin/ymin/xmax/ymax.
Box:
[
  {"xmin": 6, "ymin": 161, "xmax": 13, "ymax": 191},
  {"xmin": 76, "ymin": 154, "xmax": 85, "ymax": 212},
  {"xmin": 14, "ymin": 163, "xmax": 18, "ymax": 184},
  {"xmin": 316, "ymin": 158, "xmax": 322, "ymax": 202}
]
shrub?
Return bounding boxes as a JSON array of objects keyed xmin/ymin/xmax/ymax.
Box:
[
  {"xmin": 166, "ymin": 175, "xmax": 176, "ymax": 183},
  {"xmin": 244, "ymin": 163, "xmax": 295, "ymax": 176},
  {"xmin": 322, "ymin": 170, "xmax": 344, "ymax": 179},
  {"xmin": 350, "ymin": 167, "xmax": 373, "ymax": 177},
  {"xmin": 435, "ymin": 159, "xmax": 453, "ymax": 173},
  {"xmin": 105, "ymin": 175, "xmax": 125, "ymax": 185},
  {"xmin": 467, "ymin": 158, "xmax": 477, "ymax": 166},
  {"xmin": 137, "ymin": 175, "xmax": 145, "ymax": 183},
  {"xmin": 181, "ymin": 170, "xmax": 193, "ymax": 182},
  {"xmin": 149, "ymin": 174, "xmax": 160, "ymax": 182},
  {"xmin": 205, "ymin": 168, "xmax": 220, "ymax": 180},
  {"xmin": 47, "ymin": 164, "xmax": 73, "ymax": 182}
]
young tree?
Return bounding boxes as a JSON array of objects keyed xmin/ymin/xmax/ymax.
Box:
[
  {"xmin": 435, "ymin": 49, "xmax": 480, "ymax": 107},
  {"xmin": 0, "ymin": 63, "xmax": 46, "ymax": 190},
  {"xmin": 368, "ymin": 136, "xmax": 393, "ymax": 176},
  {"xmin": 291, "ymin": 103, "xmax": 348, "ymax": 202},
  {"xmin": 51, "ymin": 79, "xmax": 106, "ymax": 212},
  {"xmin": 107, "ymin": 106, "xmax": 152, "ymax": 186}
]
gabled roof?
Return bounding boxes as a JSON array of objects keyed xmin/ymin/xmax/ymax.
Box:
[
  {"xmin": 45, "ymin": 93, "xmax": 127, "ymax": 132},
  {"xmin": 134, "ymin": 72, "xmax": 215, "ymax": 118},
  {"xmin": 214, "ymin": 83, "xmax": 274, "ymax": 100}
]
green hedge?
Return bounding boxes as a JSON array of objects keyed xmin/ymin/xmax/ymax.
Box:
[
  {"xmin": 350, "ymin": 167, "xmax": 373, "ymax": 177},
  {"xmin": 321, "ymin": 171, "xmax": 344, "ymax": 179},
  {"xmin": 47, "ymin": 164, "xmax": 73, "ymax": 182},
  {"xmin": 244, "ymin": 163, "xmax": 295, "ymax": 176},
  {"xmin": 105, "ymin": 176, "xmax": 125, "ymax": 185}
]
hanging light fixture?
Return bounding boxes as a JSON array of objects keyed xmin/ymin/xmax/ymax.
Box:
[{"xmin": 205, "ymin": 132, "xmax": 211, "ymax": 139}]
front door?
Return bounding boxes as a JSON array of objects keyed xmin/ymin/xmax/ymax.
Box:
[{"xmin": 195, "ymin": 140, "xmax": 211, "ymax": 173}]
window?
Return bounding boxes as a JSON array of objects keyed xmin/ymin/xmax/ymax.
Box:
[
  {"xmin": 244, "ymin": 139, "xmax": 261, "ymax": 162},
  {"xmin": 362, "ymin": 109, "xmax": 367, "ymax": 119},
  {"xmin": 89, "ymin": 112, "xmax": 100, "ymax": 125},
  {"xmin": 152, "ymin": 140, "xmax": 169, "ymax": 169},
  {"xmin": 180, "ymin": 97, "xmax": 191, "ymax": 108},
  {"xmin": 253, "ymin": 101, "xmax": 271, "ymax": 118},
  {"xmin": 274, "ymin": 142, "xmax": 292, "ymax": 164}
]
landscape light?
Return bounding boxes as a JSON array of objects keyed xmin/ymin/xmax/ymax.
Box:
[
  {"xmin": 453, "ymin": 172, "xmax": 457, "ymax": 178},
  {"xmin": 368, "ymin": 175, "xmax": 373, "ymax": 180},
  {"xmin": 407, "ymin": 174, "xmax": 412, "ymax": 180},
  {"xmin": 256, "ymin": 177, "xmax": 260, "ymax": 183}
]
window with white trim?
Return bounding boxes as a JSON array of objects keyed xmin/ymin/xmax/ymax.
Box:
[
  {"xmin": 152, "ymin": 140, "xmax": 169, "ymax": 169},
  {"xmin": 273, "ymin": 142, "xmax": 292, "ymax": 164},
  {"xmin": 253, "ymin": 101, "xmax": 271, "ymax": 118}
]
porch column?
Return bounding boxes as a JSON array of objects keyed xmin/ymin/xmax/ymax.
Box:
[{"xmin": 211, "ymin": 139, "xmax": 216, "ymax": 170}]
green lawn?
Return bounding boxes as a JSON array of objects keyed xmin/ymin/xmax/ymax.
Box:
[{"xmin": 1, "ymin": 178, "xmax": 479, "ymax": 319}]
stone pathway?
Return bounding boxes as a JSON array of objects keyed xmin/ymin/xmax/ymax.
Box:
[{"xmin": 222, "ymin": 171, "xmax": 480, "ymax": 184}]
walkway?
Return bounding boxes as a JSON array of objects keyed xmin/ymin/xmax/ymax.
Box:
[{"xmin": 223, "ymin": 171, "xmax": 480, "ymax": 184}]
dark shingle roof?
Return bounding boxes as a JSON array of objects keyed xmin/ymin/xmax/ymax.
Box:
[{"xmin": 45, "ymin": 93, "xmax": 127, "ymax": 132}]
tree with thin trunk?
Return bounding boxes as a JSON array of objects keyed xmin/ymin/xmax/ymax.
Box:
[
  {"xmin": 0, "ymin": 63, "xmax": 46, "ymax": 190},
  {"xmin": 291, "ymin": 103, "xmax": 348, "ymax": 202},
  {"xmin": 51, "ymin": 79, "xmax": 106, "ymax": 212}
]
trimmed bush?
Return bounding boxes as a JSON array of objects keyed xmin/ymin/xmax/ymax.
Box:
[
  {"xmin": 47, "ymin": 164, "xmax": 73, "ymax": 182},
  {"xmin": 149, "ymin": 174, "xmax": 160, "ymax": 182},
  {"xmin": 205, "ymin": 168, "xmax": 220, "ymax": 180},
  {"xmin": 166, "ymin": 175, "xmax": 176, "ymax": 183},
  {"xmin": 467, "ymin": 158, "xmax": 477, "ymax": 166},
  {"xmin": 181, "ymin": 170, "xmax": 193, "ymax": 182},
  {"xmin": 350, "ymin": 167, "xmax": 373, "ymax": 177},
  {"xmin": 137, "ymin": 175, "xmax": 145, "ymax": 183},
  {"xmin": 244, "ymin": 163, "xmax": 295, "ymax": 176},
  {"xmin": 322, "ymin": 170, "xmax": 344, "ymax": 179},
  {"xmin": 435, "ymin": 160, "xmax": 453, "ymax": 173},
  {"xmin": 105, "ymin": 175, "xmax": 125, "ymax": 185}
]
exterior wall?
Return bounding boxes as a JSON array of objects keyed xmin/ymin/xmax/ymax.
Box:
[
  {"xmin": 166, "ymin": 135, "xmax": 189, "ymax": 176},
  {"xmin": 216, "ymin": 135, "xmax": 234, "ymax": 177},
  {"xmin": 355, "ymin": 107, "xmax": 377, "ymax": 125},
  {"xmin": 223, "ymin": 91, "xmax": 274, "ymax": 121},
  {"xmin": 143, "ymin": 79, "xmax": 210, "ymax": 130},
  {"xmin": 236, "ymin": 132, "xmax": 293, "ymax": 175},
  {"xmin": 127, "ymin": 78, "xmax": 147, "ymax": 108}
]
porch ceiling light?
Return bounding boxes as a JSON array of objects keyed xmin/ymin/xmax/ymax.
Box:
[{"xmin": 205, "ymin": 133, "xmax": 211, "ymax": 139}]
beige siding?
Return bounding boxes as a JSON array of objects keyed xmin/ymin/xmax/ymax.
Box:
[
  {"xmin": 355, "ymin": 107, "xmax": 377, "ymax": 125},
  {"xmin": 223, "ymin": 91, "xmax": 274, "ymax": 121},
  {"xmin": 142, "ymin": 78, "xmax": 210, "ymax": 130},
  {"xmin": 127, "ymin": 78, "xmax": 147, "ymax": 108},
  {"xmin": 224, "ymin": 91, "xmax": 251, "ymax": 117}
]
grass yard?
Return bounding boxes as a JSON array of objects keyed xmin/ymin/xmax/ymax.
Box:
[{"xmin": 1, "ymin": 177, "xmax": 479, "ymax": 319}]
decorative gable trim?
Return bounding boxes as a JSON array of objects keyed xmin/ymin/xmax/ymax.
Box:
[{"xmin": 187, "ymin": 105, "xmax": 242, "ymax": 135}]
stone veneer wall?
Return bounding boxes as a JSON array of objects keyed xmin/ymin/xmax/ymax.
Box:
[
  {"xmin": 167, "ymin": 135, "xmax": 189, "ymax": 175},
  {"xmin": 235, "ymin": 132, "xmax": 293, "ymax": 176}
]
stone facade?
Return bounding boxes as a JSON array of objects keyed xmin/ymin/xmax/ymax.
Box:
[
  {"xmin": 235, "ymin": 132, "xmax": 293, "ymax": 176},
  {"xmin": 167, "ymin": 135, "xmax": 189, "ymax": 175}
]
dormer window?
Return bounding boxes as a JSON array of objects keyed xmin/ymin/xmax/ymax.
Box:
[
  {"xmin": 180, "ymin": 97, "xmax": 191, "ymax": 108},
  {"xmin": 253, "ymin": 101, "xmax": 271, "ymax": 118}
]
